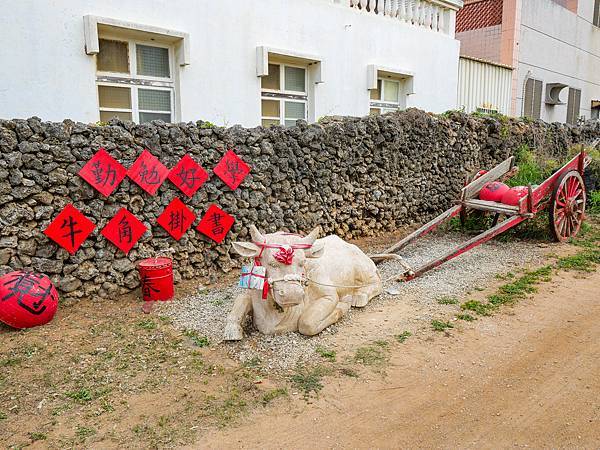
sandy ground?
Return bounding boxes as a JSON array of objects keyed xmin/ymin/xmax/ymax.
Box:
[{"xmin": 200, "ymin": 269, "xmax": 600, "ymax": 449}]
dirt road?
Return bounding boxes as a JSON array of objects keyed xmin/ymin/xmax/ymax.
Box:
[{"xmin": 201, "ymin": 270, "xmax": 600, "ymax": 449}]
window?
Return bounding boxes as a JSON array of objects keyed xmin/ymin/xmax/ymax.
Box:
[
  {"xmin": 96, "ymin": 38, "xmax": 174, "ymax": 123},
  {"xmin": 369, "ymin": 79, "xmax": 402, "ymax": 115},
  {"xmin": 566, "ymin": 88, "xmax": 582, "ymax": 125},
  {"xmin": 261, "ymin": 63, "xmax": 307, "ymax": 127},
  {"xmin": 523, "ymin": 78, "xmax": 543, "ymax": 120},
  {"xmin": 594, "ymin": 0, "xmax": 600, "ymax": 27}
]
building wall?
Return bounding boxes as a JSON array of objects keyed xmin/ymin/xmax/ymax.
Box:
[
  {"xmin": 458, "ymin": 57, "xmax": 512, "ymax": 114},
  {"xmin": 516, "ymin": 0, "xmax": 600, "ymax": 122},
  {"xmin": 0, "ymin": 0, "xmax": 461, "ymax": 127},
  {"xmin": 457, "ymin": 25, "xmax": 503, "ymax": 61}
]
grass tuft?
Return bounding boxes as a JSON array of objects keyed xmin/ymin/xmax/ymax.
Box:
[
  {"xmin": 66, "ymin": 389, "xmax": 93, "ymax": 403},
  {"xmin": 290, "ymin": 366, "xmax": 328, "ymax": 399},
  {"xmin": 354, "ymin": 344, "xmax": 388, "ymax": 366},
  {"xmin": 456, "ymin": 313, "xmax": 476, "ymax": 322},
  {"xmin": 431, "ymin": 320, "xmax": 454, "ymax": 332},
  {"xmin": 437, "ymin": 296, "xmax": 458, "ymax": 305},
  {"xmin": 461, "ymin": 300, "xmax": 494, "ymax": 316},
  {"xmin": 394, "ymin": 331, "xmax": 412, "ymax": 343},
  {"xmin": 315, "ymin": 347, "xmax": 336, "ymax": 361},
  {"xmin": 184, "ymin": 330, "xmax": 210, "ymax": 347},
  {"xmin": 261, "ymin": 388, "xmax": 288, "ymax": 406}
]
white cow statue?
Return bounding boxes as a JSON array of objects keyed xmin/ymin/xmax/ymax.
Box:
[{"xmin": 223, "ymin": 225, "xmax": 382, "ymax": 340}]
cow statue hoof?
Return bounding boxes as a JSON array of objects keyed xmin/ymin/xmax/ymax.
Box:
[
  {"xmin": 223, "ymin": 225, "xmax": 382, "ymax": 340},
  {"xmin": 223, "ymin": 322, "xmax": 244, "ymax": 341}
]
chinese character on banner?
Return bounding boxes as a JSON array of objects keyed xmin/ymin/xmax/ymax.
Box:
[
  {"xmin": 213, "ymin": 150, "xmax": 250, "ymax": 190},
  {"xmin": 168, "ymin": 154, "xmax": 209, "ymax": 197},
  {"xmin": 43, "ymin": 204, "xmax": 96, "ymax": 255},
  {"xmin": 156, "ymin": 197, "xmax": 197, "ymax": 240},
  {"xmin": 127, "ymin": 149, "xmax": 169, "ymax": 196},
  {"xmin": 101, "ymin": 208, "xmax": 147, "ymax": 254},
  {"xmin": 78, "ymin": 148, "xmax": 127, "ymax": 197},
  {"xmin": 196, "ymin": 204, "xmax": 235, "ymax": 243}
]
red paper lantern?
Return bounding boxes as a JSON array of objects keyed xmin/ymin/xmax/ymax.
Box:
[
  {"xmin": 501, "ymin": 186, "xmax": 529, "ymax": 206},
  {"xmin": 479, "ymin": 181, "xmax": 510, "ymax": 202},
  {"xmin": 0, "ymin": 271, "xmax": 59, "ymax": 329}
]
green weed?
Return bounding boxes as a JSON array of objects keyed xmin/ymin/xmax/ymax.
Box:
[
  {"xmin": 28, "ymin": 432, "xmax": 47, "ymax": 442},
  {"xmin": 431, "ymin": 320, "xmax": 454, "ymax": 332},
  {"xmin": 339, "ymin": 367, "xmax": 359, "ymax": 378},
  {"xmin": 184, "ymin": 330, "xmax": 210, "ymax": 347},
  {"xmin": 556, "ymin": 251, "xmax": 600, "ymax": 272},
  {"xmin": 457, "ymin": 313, "xmax": 476, "ymax": 321},
  {"xmin": 75, "ymin": 426, "xmax": 96, "ymax": 440},
  {"xmin": 437, "ymin": 296, "xmax": 458, "ymax": 305},
  {"xmin": 261, "ymin": 388, "xmax": 288, "ymax": 406},
  {"xmin": 290, "ymin": 366, "xmax": 328, "ymax": 399},
  {"xmin": 354, "ymin": 344, "xmax": 388, "ymax": 366},
  {"xmin": 0, "ymin": 411, "xmax": 6, "ymax": 420},
  {"xmin": 137, "ymin": 319, "xmax": 157, "ymax": 330},
  {"xmin": 461, "ymin": 300, "xmax": 494, "ymax": 316},
  {"xmin": 0, "ymin": 357, "xmax": 22, "ymax": 368},
  {"xmin": 66, "ymin": 389, "xmax": 93, "ymax": 403},
  {"xmin": 315, "ymin": 347, "xmax": 336, "ymax": 361},
  {"xmin": 394, "ymin": 331, "xmax": 412, "ymax": 343},
  {"xmin": 488, "ymin": 266, "xmax": 552, "ymax": 306}
]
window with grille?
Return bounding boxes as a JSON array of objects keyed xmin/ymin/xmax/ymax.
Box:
[
  {"xmin": 369, "ymin": 79, "xmax": 402, "ymax": 115},
  {"xmin": 96, "ymin": 38, "xmax": 174, "ymax": 123},
  {"xmin": 594, "ymin": 0, "xmax": 600, "ymax": 27},
  {"xmin": 261, "ymin": 63, "xmax": 307, "ymax": 127},
  {"xmin": 566, "ymin": 88, "xmax": 582, "ymax": 125},
  {"xmin": 523, "ymin": 78, "xmax": 543, "ymax": 120}
]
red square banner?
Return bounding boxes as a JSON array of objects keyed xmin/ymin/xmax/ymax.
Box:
[
  {"xmin": 168, "ymin": 154, "xmax": 209, "ymax": 197},
  {"xmin": 127, "ymin": 149, "xmax": 169, "ymax": 196},
  {"xmin": 78, "ymin": 148, "xmax": 127, "ymax": 197},
  {"xmin": 156, "ymin": 197, "xmax": 197, "ymax": 240},
  {"xmin": 213, "ymin": 150, "xmax": 250, "ymax": 190},
  {"xmin": 101, "ymin": 208, "xmax": 147, "ymax": 254},
  {"xmin": 196, "ymin": 204, "xmax": 235, "ymax": 244},
  {"xmin": 43, "ymin": 204, "xmax": 96, "ymax": 255}
]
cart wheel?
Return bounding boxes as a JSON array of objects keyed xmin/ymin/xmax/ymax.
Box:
[{"xmin": 549, "ymin": 170, "xmax": 586, "ymax": 242}]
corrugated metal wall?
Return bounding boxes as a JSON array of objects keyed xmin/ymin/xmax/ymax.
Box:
[{"xmin": 458, "ymin": 57, "xmax": 512, "ymax": 115}]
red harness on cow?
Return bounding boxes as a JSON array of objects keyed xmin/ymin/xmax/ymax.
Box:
[{"xmin": 252, "ymin": 238, "xmax": 313, "ymax": 300}]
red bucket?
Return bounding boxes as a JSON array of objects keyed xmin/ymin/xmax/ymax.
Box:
[{"xmin": 137, "ymin": 257, "xmax": 174, "ymax": 302}]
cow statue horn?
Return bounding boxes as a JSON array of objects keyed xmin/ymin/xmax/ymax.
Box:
[
  {"xmin": 249, "ymin": 224, "xmax": 265, "ymax": 243},
  {"xmin": 300, "ymin": 227, "xmax": 320, "ymax": 245}
]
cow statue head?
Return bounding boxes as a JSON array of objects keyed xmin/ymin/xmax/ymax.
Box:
[{"xmin": 232, "ymin": 225, "xmax": 324, "ymax": 307}]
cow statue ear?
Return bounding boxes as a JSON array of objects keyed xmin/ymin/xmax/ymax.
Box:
[
  {"xmin": 232, "ymin": 242, "xmax": 261, "ymax": 257},
  {"xmin": 305, "ymin": 240, "xmax": 325, "ymax": 259}
]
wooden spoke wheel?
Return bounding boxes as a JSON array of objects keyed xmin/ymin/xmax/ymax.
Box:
[{"xmin": 549, "ymin": 170, "xmax": 586, "ymax": 242}]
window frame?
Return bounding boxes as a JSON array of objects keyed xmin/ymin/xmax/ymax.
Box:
[
  {"xmin": 261, "ymin": 62, "xmax": 308, "ymax": 127},
  {"xmin": 369, "ymin": 78, "xmax": 402, "ymax": 115},
  {"xmin": 523, "ymin": 78, "xmax": 543, "ymax": 120},
  {"xmin": 95, "ymin": 35, "xmax": 176, "ymax": 123}
]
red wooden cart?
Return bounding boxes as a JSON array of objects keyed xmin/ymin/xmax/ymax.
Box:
[{"xmin": 375, "ymin": 151, "xmax": 591, "ymax": 281}]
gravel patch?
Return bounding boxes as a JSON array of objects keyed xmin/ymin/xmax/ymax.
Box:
[{"xmin": 159, "ymin": 232, "xmax": 553, "ymax": 372}]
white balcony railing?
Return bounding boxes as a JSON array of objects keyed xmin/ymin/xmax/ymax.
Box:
[{"xmin": 331, "ymin": 0, "xmax": 462, "ymax": 36}]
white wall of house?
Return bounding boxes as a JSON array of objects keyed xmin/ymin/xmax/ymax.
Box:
[
  {"xmin": 516, "ymin": 0, "xmax": 600, "ymax": 123},
  {"xmin": 0, "ymin": 0, "xmax": 462, "ymax": 127}
]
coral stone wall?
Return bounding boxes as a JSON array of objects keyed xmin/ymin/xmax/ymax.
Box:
[{"xmin": 0, "ymin": 109, "xmax": 598, "ymax": 297}]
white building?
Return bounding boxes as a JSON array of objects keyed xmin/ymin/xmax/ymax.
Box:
[
  {"xmin": 456, "ymin": 0, "xmax": 600, "ymax": 124},
  {"xmin": 0, "ymin": 0, "xmax": 463, "ymax": 128}
]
